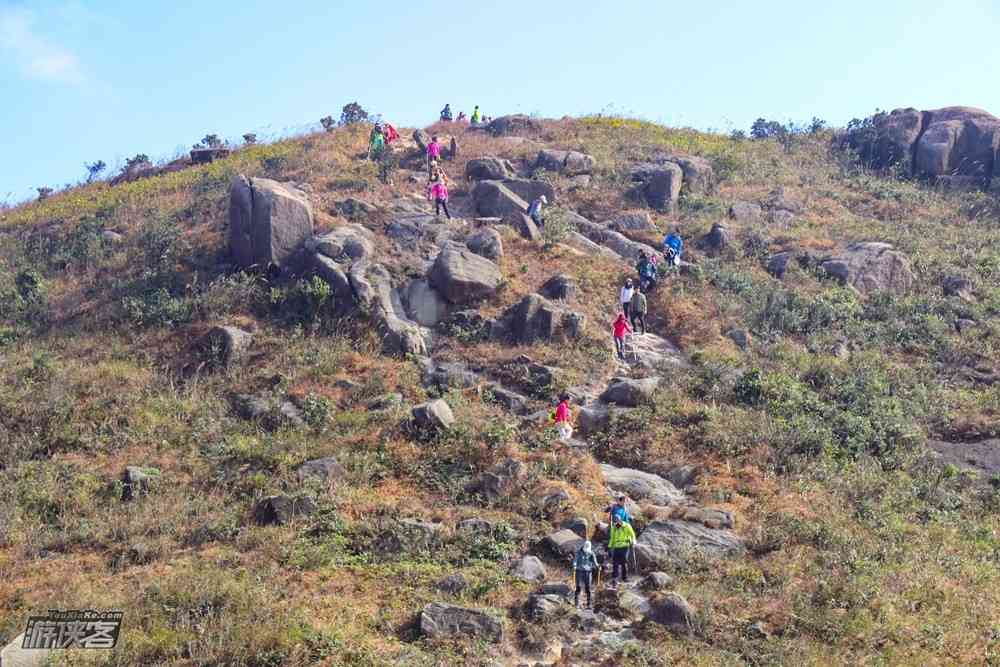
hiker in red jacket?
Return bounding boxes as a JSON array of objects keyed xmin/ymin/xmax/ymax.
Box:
[
  {"xmin": 612, "ymin": 312, "xmax": 633, "ymax": 361},
  {"xmin": 554, "ymin": 394, "xmax": 573, "ymax": 441}
]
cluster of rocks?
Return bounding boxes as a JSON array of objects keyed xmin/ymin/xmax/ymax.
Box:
[
  {"xmin": 628, "ymin": 155, "xmax": 716, "ymax": 212},
  {"xmin": 767, "ymin": 241, "xmax": 915, "ymax": 295}
]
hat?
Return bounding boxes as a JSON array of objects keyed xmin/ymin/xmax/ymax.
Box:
[
  {"xmin": 540, "ymin": 195, "xmax": 548, "ymax": 204},
  {"xmin": 617, "ymin": 494, "xmax": 626, "ymax": 501},
  {"xmin": 583, "ymin": 540, "xmax": 593, "ymax": 553}
]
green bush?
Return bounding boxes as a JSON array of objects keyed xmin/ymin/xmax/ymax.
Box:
[
  {"xmin": 268, "ymin": 276, "xmax": 334, "ymax": 326},
  {"xmin": 121, "ymin": 287, "xmax": 194, "ymax": 327}
]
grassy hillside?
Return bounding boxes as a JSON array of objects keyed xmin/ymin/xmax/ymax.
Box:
[{"xmin": 3, "ymin": 115, "xmax": 1000, "ymax": 666}]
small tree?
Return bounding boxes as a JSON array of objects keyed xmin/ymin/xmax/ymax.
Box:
[
  {"xmin": 243, "ymin": 133, "xmax": 257, "ymax": 145},
  {"xmin": 36, "ymin": 187, "xmax": 53, "ymax": 201},
  {"xmin": 809, "ymin": 117, "xmax": 827, "ymax": 134},
  {"xmin": 201, "ymin": 134, "xmax": 223, "ymax": 148},
  {"xmin": 84, "ymin": 160, "xmax": 106, "ymax": 183},
  {"xmin": 340, "ymin": 102, "xmax": 369, "ymax": 126},
  {"xmin": 320, "ymin": 116, "xmax": 336, "ymax": 132}
]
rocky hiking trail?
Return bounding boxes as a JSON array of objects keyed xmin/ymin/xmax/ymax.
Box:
[{"xmin": 218, "ymin": 125, "xmax": 750, "ymax": 665}]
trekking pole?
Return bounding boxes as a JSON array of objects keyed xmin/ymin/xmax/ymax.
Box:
[{"xmin": 631, "ymin": 545, "xmax": 639, "ymax": 579}]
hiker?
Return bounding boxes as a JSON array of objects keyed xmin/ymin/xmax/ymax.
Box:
[
  {"xmin": 608, "ymin": 516, "xmax": 637, "ymax": 586},
  {"xmin": 429, "ymin": 178, "xmax": 451, "ymax": 219},
  {"xmin": 448, "ymin": 136, "xmax": 458, "ymax": 161},
  {"xmin": 636, "ymin": 251, "xmax": 658, "ymax": 292},
  {"xmin": 378, "ymin": 146, "xmax": 396, "ymax": 185},
  {"xmin": 572, "ymin": 540, "xmax": 599, "ymax": 609},
  {"xmin": 471, "ymin": 105, "xmax": 482, "ymax": 125},
  {"xmin": 620, "ymin": 279, "xmax": 635, "ymax": 318},
  {"xmin": 457, "ymin": 111, "xmax": 468, "ymax": 123},
  {"xmin": 368, "ymin": 125, "xmax": 386, "ymax": 161},
  {"xmin": 612, "ymin": 312, "xmax": 632, "ymax": 361},
  {"xmin": 382, "ymin": 122, "xmax": 400, "ymax": 145},
  {"xmin": 663, "ymin": 229, "xmax": 683, "ymax": 267},
  {"xmin": 630, "ymin": 287, "xmax": 647, "ymax": 335},
  {"xmin": 426, "ymin": 136, "xmax": 443, "ymax": 174},
  {"xmin": 608, "ymin": 494, "xmax": 632, "ymax": 526},
  {"xmin": 428, "ymin": 160, "xmax": 443, "ymax": 183},
  {"xmin": 554, "ymin": 394, "xmax": 573, "ymax": 441},
  {"xmin": 440, "ymin": 104, "xmax": 453, "ymax": 122},
  {"xmin": 527, "ymin": 195, "xmax": 547, "ymax": 228}
]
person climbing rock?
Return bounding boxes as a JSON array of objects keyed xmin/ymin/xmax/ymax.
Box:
[
  {"xmin": 630, "ymin": 288, "xmax": 647, "ymax": 335},
  {"xmin": 426, "ymin": 136, "xmax": 443, "ymax": 174},
  {"xmin": 572, "ymin": 540, "xmax": 599, "ymax": 609},
  {"xmin": 457, "ymin": 111, "xmax": 467, "ymax": 123},
  {"xmin": 608, "ymin": 494, "xmax": 632, "ymax": 526},
  {"xmin": 554, "ymin": 394, "xmax": 573, "ymax": 441},
  {"xmin": 440, "ymin": 104, "xmax": 453, "ymax": 122},
  {"xmin": 612, "ymin": 312, "xmax": 632, "ymax": 361},
  {"xmin": 471, "ymin": 105, "xmax": 482, "ymax": 125},
  {"xmin": 664, "ymin": 228, "xmax": 683, "ymax": 267},
  {"xmin": 636, "ymin": 251, "xmax": 658, "ymax": 292},
  {"xmin": 429, "ymin": 178, "xmax": 451, "ymax": 219},
  {"xmin": 620, "ymin": 279, "xmax": 635, "ymax": 319},
  {"xmin": 527, "ymin": 195, "xmax": 547, "ymax": 228},
  {"xmin": 608, "ymin": 516, "xmax": 636, "ymax": 586}
]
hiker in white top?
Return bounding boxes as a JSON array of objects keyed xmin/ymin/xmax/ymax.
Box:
[{"xmin": 620, "ymin": 279, "xmax": 635, "ymax": 319}]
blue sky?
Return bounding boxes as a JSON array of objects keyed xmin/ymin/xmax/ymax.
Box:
[{"xmin": 3, "ymin": 0, "xmax": 999, "ymax": 203}]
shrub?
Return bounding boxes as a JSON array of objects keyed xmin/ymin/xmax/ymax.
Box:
[
  {"xmin": 320, "ymin": 116, "xmax": 336, "ymax": 132},
  {"xmin": 121, "ymin": 288, "xmax": 194, "ymax": 327},
  {"xmin": 268, "ymin": 276, "xmax": 334, "ymax": 326},
  {"xmin": 541, "ymin": 205, "xmax": 573, "ymax": 248},
  {"xmin": 243, "ymin": 133, "xmax": 257, "ymax": 145},
  {"xmin": 36, "ymin": 187, "xmax": 53, "ymax": 201},
  {"xmin": 84, "ymin": 160, "xmax": 106, "ymax": 183}
]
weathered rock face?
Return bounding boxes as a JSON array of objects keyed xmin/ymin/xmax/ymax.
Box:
[
  {"xmin": 511, "ymin": 555, "xmax": 547, "ymax": 582},
  {"xmin": 310, "ymin": 224, "xmax": 374, "ymax": 262},
  {"xmin": 631, "ymin": 162, "xmax": 683, "ymax": 212},
  {"xmin": 609, "ymin": 211, "xmax": 656, "ymax": 232},
  {"xmin": 501, "ymin": 178, "xmax": 556, "ymax": 207},
  {"xmin": 496, "ymin": 293, "xmax": 586, "ymax": 344},
  {"xmin": 943, "ymin": 275, "xmax": 974, "ymax": 300},
  {"xmin": 572, "ymin": 214, "xmax": 659, "ymax": 264},
  {"xmin": 466, "ymin": 228, "xmax": 504, "ymax": 261},
  {"xmin": 540, "ymin": 274, "xmax": 578, "ymax": 301},
  {"xmin": 201, "ymin": 326, "xmax": 253, "ymax": 366},
  {"xmin": 472, "ymin": 180, "xmax": 530, "ymax": 218},
  {"xmin": 849, "ymin": 106, "xmax": 1000, "ymax": 188},
  {"xmin": 412, "ymin": 399, "xmax": 455, "ymax": 431},
  {"xmin": 312, "ymin": 254, "xmax": 355, "ymax": 309},
  {"xmin": 466, "ymin": 457, "xmax": 525, "ymax": 499},
  {"xmin": 534, "ymin": 149, "xmax": 596, "ymax": 176},
  {"xmin": 504, "ymin": 211, "xmax": 541, "ymax": 241},
  {"xmin": 600, "ymin": 377, "xmax": 661, "ymax": 407},
  {"xmin": 634, "ymin": 520, "xmax": 743, "ymax": 566},
  {"xmin": 420, "ymin": 603, "xmax": 504, "ymax": 643},
  {"xmin": 428, "ymin": 244, "xmax": 501, "ymax": 304},
  {"xmin": 526, "ymin": 594, "xmax": 567, "ymax": 620},
  {"xmin": 465, "ymin": 156, "xmax": 515, "ymax": 181},
  {"xmin": 545, "ymin": 528, "xmax": 585, "ymax": 557},
  {"xmin": 699, "ymin": 223, "xmax": 730, "ymax": 255},
  {"xmin": 599, "ymin": 464, "xmax": 684, "ymax": 506},
  {"xmin": 229, "ymin": 175, "xmax": 314, "ymax": 271},
  {"xmin": 402, "ymin": 279, "xmax": 448, "ymax": 327},
  {"xmin": 647, "ymin": 593, "xmax": 695, "ymax": 634},
  {"xmin": 413, "ymin": 129, "xmax": 430, "ymax": 152},
  {"xmin": 487, "ymin": 114, "xmax": 541, "ymax": 136},
  {"xmin": 421, "ymin": 359, "xmax": 483, "ymax": 391},
  {"xmin": 350, "ymin": 262, "xmax": 429, "ymax": 355},
  {"xmin": 729, "ymin": 200, "xmax": 763, "ymax": 221},
  {"xmin": 296, "ymin": 457, "xmax": 346, "ymax": 485},
  {"xmin": 122, "ymin": 466, "xmax": 159, "ymax": 501},
  {"xmin": 820, "ymin": 242, "xmax": 914, "ymax": 295}
]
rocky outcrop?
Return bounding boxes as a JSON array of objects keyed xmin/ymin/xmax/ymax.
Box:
[
  {"xmin": 540, "ymin": 274, "xmax": 577, "ymax": 300},
  {"xmin": 534, "ymin": 149, "xmax": 596, "ymax": 176},
  {"xmin": 699, "ymin": 223, "xmax": 730, "ymax": 255},
  {"xmin": 420, "ymin": 603, "xmax": 504, "ymax": 643},
  {"xmin": 200, "ymin": 326, "xmax": 252, "ymax": 367},
  {"xmin": 630, "ymin": 163, "xmax": 683, "ymax": 212},
  {"xmin": 229, "ymin": 175, "xmax": 314, "ymax": 271},
  {"xmin": 402, "ymin": 279, "xmax": 448, "ymax": 327},
  {"xmin": 599, "ymin": 464, "xmax": 684, "ymax": 506},
  {"xmin": 466, "ymin": 457, "xmax": 525, "ymax": 500},
  {"xmin": 504, "ymin": 211, "xmax": 541, "ymax": 241},
  {"xmin": 253, "ymin": 495, "xmax": 317, "ymax": 525},
  {"xmin": 309, "ymin": 224, "xmax": 374, "ymax": 262},
  {"xmin": 511, "ymin": 555, "xmax": 547, "ymax": 582},
  {"xmin": 466, "ymin": 228, "xmax": 503, "ymax": 261},
  {"xmin": 609, "ymin": 211, "xmax": 656, "ymax": 232},
  {"xmin": 668, "ymin": 155, "xmax": 716, "ymax": 195},
  {"xmin": 296, "ymin": 457, "xmax": 346, "ymax": 485},
  {"xmin": 572, "ymin": 214, "xmax": 659, "ymax": 264},
  {"xmin": 486, "ymin": 114, "xmax": 541, "ymax": 136},
  {"xmin": 350, "ymin": 262, "xmax": 429, "ymax": 355},
  {"xmin": 846, "ymin": 106, "xmax": 1000, "ymax": 188},
  {"xmin": 501, "ymin": 178, "xmax": 556, "ymax": 208},
  {"xmin": 495, "ymin": 293, "xmax": 586, "ymax": 344},
  {"xmin": 472, "ymin": 181, "xmax": 530, "ymax": 218},
  {"xmin": 412, "ymin": 399, "xmax": 455, "ymax": 431},
  {"xmin": 634, "ymin": 520, "xmax": 743, "ymax": 566},
  {"xmin": 600, "ymin": 377, "xmax": 661, "ymax": 407},
  {"xmin": 820, "ymin": 242, "xmax": 914, "ymax": 295},
  {"xmin": 428, "ymin": 244, "xmax": 501, "ymax": 304},
  {"xmin": 465, "ymin": 156, "xmax": 515, "ymax": 181}
]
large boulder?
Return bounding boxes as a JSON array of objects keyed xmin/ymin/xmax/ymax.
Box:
[
  {"xmin": 486, "ymin": 114, "xmax": 542, "ymax": 136},
  {"xmin": 229, "ymin": 175, "xmax": 314, "ymax": 271},
  {"xmin": 465, "ymin": 156, "xmax": 514, "ymax": 181},
  {"xmin": 699, "ymin": 223, "xmax": 730, "ymax": 255},
  {"xmin": 609, "ymin": 211, "xmax": 656, "ymax": 232},
  {"xmin": 599, "ymin": 464, "xmax": 684, "ymax": 506},
  {"xmin": 200, "ymin": 326, "xmax": 252, "ymax": 366},
  {"xmin": 545, "ymin": 529, "xmax": 585, "ymax": 557},
  {"xmin": 647, "ymin": 593, "xmax": 696, "ymax": 634},
  {"xmin": 350, "ymin": 262, "xmax": 429, "ymax": 355},
  {"xmin": 420, "ymin": 603, "xmax": 504, "ymax": 643},
  {"xmin": 526, "ymin": 594, "xmax": 567, "ymax": 620},
  {"xmin": 466, "ymin": 457, "xmax": 525, "ymax": 499},
  {"xmin": 535, "ymin": 149, "xmax": 595, "ymax": 176},
  {"xmin": 573, "ymin": 214, "xmax": 659, "ymax": 264},
  {"xmin": 539, "ymin": 274, "xmax": 577, "ymax": 301},
  {"xmin": 501, "ymin": 178, "xmax": 556, "ymax": 207},
  {"xmin": 312, "ymin": 254, "xmax": 355, "ymax": 309},
  {"xmin": 310, "ymin": 224, "xmax": 374, "ymax": 261},
  {"xmin": 254, "ymin": 495, "xmax": 317, "ymax": 525},
  {"xmin": 403, "ymin": 279, "xmax": 448, "ymax": 327},
  {"xmin": 472, "ymin": 181, "xmax": 530, "ymax": 218},
  {"xmin": 496, "ymin": 293, "xmax": 586, "ymax": 344},
  {"xmin": 511, "ymin": 555, "xmax": 547, "ymax": 582},
  {"xmin": 669, "ymin": 156, "xmax": 716, "ymax": 195},
  {"xmin": 600, "ymin": 377, "xmax": 661, "ymax": 407},
  {"xmin": 428, "ymin": 244, "xmax": 501, "ymax": 304},
  {"xmin": 504, "ymin": 211, "xmax": 541, "ymax": 241},
  {"xmin": 729, "ymin": 201, "xmax": 763, "ymax": 221},
  {"xmin": 412, "ymin": 399, "xmax": 455, "ymax": 431},
  {"xmin": 634, "ymin": 520, "xmax": 743, "ymax": 566},
  {"xmin": 466, "ymin": 228, "xmax": 504, "ymax": 261},
  {"xmin": 296, "ymin": 457, "xmax": 347, "ymax": 485},
  {"xmin": 631, "ymin": 163, "xmax": 683, "ymax": 212},
  {"xmin": 820, "ymin": 242, "xmax": 914, "ymax": 295}
]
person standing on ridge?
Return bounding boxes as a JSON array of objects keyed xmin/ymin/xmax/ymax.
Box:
[
  {"xmin": 554, "ymin": 394, "xmax": 573, "ymax": 441},
  {"xmin": 612, "ymin": 312, "xmax": 632, "ymax": 362},
  {"xmin": 608, "ymin": 516, "xmax": 636, "ymax": 587},
  {"xmin": 448, "ymin": 136, "xmax": 458, "ymax": 161},
  {"xmin": 527, "ymin": 195, "xmax": 547, "ymax": 229},
  {"xmin": 620, "ymin": 279, "xmax": 635, "ymax": 319},
  {"xmin": 572, "ymin": 540, "xmax": 599, "ymax": 609},
  {"xmin": 440, "ymin": 104, "xmax": 453, "ymax": 122},
  {"xmin": 368, "ymin": 124, "xmax": 386, "ymax": 161},
  {"xmin": 630, "ymin": 288, "xmax": 647, "ymax": 335},
  {"xmin": 457, "ymin": 111, "xmax": 468, "ymax": 123},
  {"xmin": 471, "ymin": 105, "xmax": 482, "ymax": 125},
  {"xmin": 426, "ymin": 135, "xmax": 443, "ymax": 175}
]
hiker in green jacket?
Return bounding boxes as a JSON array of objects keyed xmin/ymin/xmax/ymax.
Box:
[
  {"xmin": 572, "ymin": 540, "xmax": 599, "ymax": 609},
  {"xmin": 608, "ymin": 516, "xmax": 636, "ymax": 586}
]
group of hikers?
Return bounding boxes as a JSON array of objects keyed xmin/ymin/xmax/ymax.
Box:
[
  {"xmin": 439, "ymin": 104, "xmax": 491, "ymax": 126},
  {"xmin": 568, "ymin": 495, "xmax": 638, "ymax": 609},
  {"xmin": 611, "ymin": 229, "xmax": 684, "ymax": 361},
  {"xmin": 425, "ymin": 135, "xmax": 453, "ymax": 219}
]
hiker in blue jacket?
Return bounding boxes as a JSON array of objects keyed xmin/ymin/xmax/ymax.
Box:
[{"xmin": 663, "ymin": 229, "xmax": 683, "ymax": 266}]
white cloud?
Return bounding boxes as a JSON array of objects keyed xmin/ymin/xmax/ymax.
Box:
[{"xmin": 0, "ymin": 6, "xmax": 86, "ymax": 85}]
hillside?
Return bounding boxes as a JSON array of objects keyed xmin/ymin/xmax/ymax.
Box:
[{"xmin": 3, "ymin": 110, "xmax": 1000, "ymax": 666}]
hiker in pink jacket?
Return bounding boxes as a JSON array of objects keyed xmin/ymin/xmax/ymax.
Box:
[
  {"xmin": 429, "ymin": 179, "xmax": 451, "ymax": 219},
  {"xmin": 426, "ymin": 136, "xmax": 442, "ymax": 174}
]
